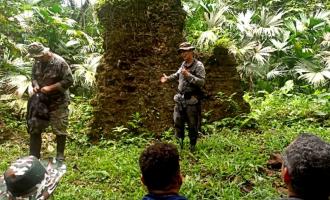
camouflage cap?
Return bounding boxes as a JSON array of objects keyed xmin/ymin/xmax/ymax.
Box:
[
  {"xmin": 27, "ymin": 42, "xmax": 50, "ymax": 58},
  {"xmin": 0, "ymin": 156, "xmax": 66, "ymax": 200},
  {"xmin": 178, "ymin": 42, "xmax": 195, "ymax": 52}
]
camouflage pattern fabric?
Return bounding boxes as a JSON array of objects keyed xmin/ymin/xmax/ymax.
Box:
[
  {"xmin": 28, "ymin": 103, "xmax": 69, "ymax": 136},
  {"xmin": 167, "ymin": 59, "xmax": 205, "ymax": 146},
  {"xmin": 30, "ymin": 53, "xmax": 73, "ymax": 136},
  {"xmin": 0, "ymin": 157, "xmax": 66, "ymax": 200},
  {"xmin": 167, "ymin": 59, "xmax": 205, "ymax": 96},
  {"xmin": 31, "ymin": 53, "xmax": 73, "ymax": 108}
]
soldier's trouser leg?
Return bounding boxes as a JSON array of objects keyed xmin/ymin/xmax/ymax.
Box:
[
  {"xmin": 50, "ymin": 104, "xmax": 69, "ymax": 160},
  {"xmin": 56, "ymin": 135, "xmax": 66, "ymax": 161},
  {"xmin": 186, "ymin": 104, "xmax": 199, "ymax": 148},
  {"xmin": 29, "ymin": 133, "xmax": 42, "ymax": 159},
  {"xmin": 197, "ymin": 103, "xmax": 202, "ymax": 132},
  {"xmin": 173, "ymin": 104, "xmax": 185, "ymax": 148}
]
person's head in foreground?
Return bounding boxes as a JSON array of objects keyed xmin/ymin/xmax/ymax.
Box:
[
  {"xmin": 0, "ymin": 156, "xmax": 66, "ymax": 200},
  {"xmin": 281, "ymin": 133, "xmax": 330, "ymax": 200},
  {"xmin": 139, "ymin": 142, "xmax": 187, "ymax": 200}
]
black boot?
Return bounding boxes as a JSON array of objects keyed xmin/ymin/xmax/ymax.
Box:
[
  {"xmin": 29, "ymin": 134, "xmax": 42, "ymax": 159},
  {"xmin": 190, "ymin": 138, "xmax": 197, "ymax": 152},
  {"xmin": 56, "ymin": 135, "xmax": 66, "ymax": 161}
]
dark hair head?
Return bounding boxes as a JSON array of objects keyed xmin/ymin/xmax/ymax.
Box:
[
  {"xmin": 283, "ymin": 133, "xmax": 330, "ymax": 199},
  {"xmin": 139, "ymin": 142, "xmax": 180, "ymax": 191}
]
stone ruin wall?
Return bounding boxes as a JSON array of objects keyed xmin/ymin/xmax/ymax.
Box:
[{"xmin": 90, "ymin": 0, "xmax": 249, "ymax": 138}]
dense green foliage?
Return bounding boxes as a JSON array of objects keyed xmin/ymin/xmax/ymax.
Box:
[
  {"xmin": 0, "ymin": 82, "xmax": 329, "ymax": 199},
  {"xmin": 0, "ymin": 0, "xmax": 330, "ymax": 199},
  {"xmin": 0, "ymin": 0, "xmax": 101, "ymax": 113},
  {"xmin": 183, "ymin": 0, "xmax": 330, "ymax": 89}
]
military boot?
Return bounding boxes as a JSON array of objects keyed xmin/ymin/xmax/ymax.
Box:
[
  {"xmin": 56, "ymin": 135, "xmax": 66, "ymax": 161},
  {"xmin": 29, "ymin": 134, "xmax": 42, "ymax": 159},
  {"xmin": 189, "ymin": 138, "xmax": 197, "ymax": 152}
]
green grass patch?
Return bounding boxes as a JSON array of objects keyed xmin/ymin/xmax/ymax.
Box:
[{"xmin": 0, "ymin": 87, "xmax": 329, "ymax": 199}]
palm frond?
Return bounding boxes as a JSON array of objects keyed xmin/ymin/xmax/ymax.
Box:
[
  {"xmin": 253, "ymin": 43, "xmax": 275, "ymax": 64},
  {"xmin": 5, "ymin": 75, "xmax": 31, "ymax": 97},
  {"xmin": 270, "ymin": 39, "xmax": 290, "ymax": 52},
  {"xmin": 266, "ymin": 63, "xmax": 288, "ymax": 79},
  {"xmin": 203, "ymin": 3, "xmax": 229, "ymax": 29},
  {"xmin": 319, "ymin": 51, "xmax": 330, "ymax": 68},
  {"xmin": 294, "ymin": 59, "xmax": 330, "ymax": 86},
  {"xmin": 229, "ymin": 41, "xmax": 257, "ymax": 59},
  {"xmin": 254, "ymin": 7, "xmax": 285, "ymax": 37},
  {"xmin": 236, "ymin": 10, "xmax": 255, "ymax": 37},
  {"xmin": 72, "ymin": 53, "xmax": 102, "ymax": 88},
  {"xmin": 0, "ymin": 94, "xmax": 27, "ymax": 114},
  {"xmin": 13, "ymin": 10, "xmax": 34, "ymax": 32},
  {"xmin": 197, "ymin": 30, "xmax": 218, "ymax": 49},
  {"xmin": 312, "ymin": 9, "xmax": 330, "ymax": 21},
  {"xmin": 321, "ymin": 33, "xmax": 330, "ymax": 48},
  {"xmin": 299, "ymin": 72, "xmax": 330, "ymax": 86}
]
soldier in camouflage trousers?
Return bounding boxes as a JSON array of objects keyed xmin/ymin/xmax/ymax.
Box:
[
  {"xmin": 161, "ymin": 42, "xmax": 206, "ymax": 151},
  {"xmin": 27, "ymin": 42, "xmax": 73, "ymax": 161}
]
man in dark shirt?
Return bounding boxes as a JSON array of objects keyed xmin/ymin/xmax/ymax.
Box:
[
  {"xmin": 27, "ymin": 42, "xmax": 73, "ymax": 161},
  {"xmin": 280, "ymin": 133, "xmax": 330, "ymax": 200},
  {"xmin": 139, "ymin": 142, "xmax": 187, "ymax": 200},
  {"xmin": 161, "ymin": 42, "xmax": 205, "ymax": 151}
]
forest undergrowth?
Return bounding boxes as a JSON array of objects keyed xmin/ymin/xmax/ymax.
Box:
[{"xmin": 0, "ymin": 83, "xmax": 329, "ymax": 199}]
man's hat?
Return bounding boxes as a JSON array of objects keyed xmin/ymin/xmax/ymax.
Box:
[
  {"xmin": 27, "ymin": 42, "xmax": 50, "ymax": 58},
  {"xmin": 178, "ymin": 42, "xmax": 195, "ymax": 52},
  {"xmin": 0, "ymin": 156, "xmax": 66, "ymax": 200}
]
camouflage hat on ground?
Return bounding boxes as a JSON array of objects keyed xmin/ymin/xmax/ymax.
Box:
[
  {"xmin": 0, "ymin": 156, "xmax": 66, "ymax": 200},
  {"xmin": 27, "ymin": 42, "xmax": 50, "ymax": 58},
  {"xmin": 178, "ymin": 42, "xmax": 195, "ymax": 52}
]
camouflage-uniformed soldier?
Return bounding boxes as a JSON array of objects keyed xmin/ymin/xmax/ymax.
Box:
[
  {"xmin": 0, "ymin": 156, "xmax": 66, "ymax": 200},
  {"xmin": 161, "ymin": 42, "xmax": 206, "ymax": 151},
  {"xmin": 27, "ymin": 42, "xmax": 73, "ymax": 161}
]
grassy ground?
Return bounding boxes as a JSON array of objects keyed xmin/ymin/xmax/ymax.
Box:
[
  {"xmin": 0, "ymin": 87, "xmax": 329, "ymax": 199},
  {"xmin": 0, "ymin": 124, "xmax": 329, "ymax": 199}
]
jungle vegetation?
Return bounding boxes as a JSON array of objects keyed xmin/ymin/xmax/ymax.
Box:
[{"xmin": 0, "ymin": 0, "xmax": 329, "ymax": 199}]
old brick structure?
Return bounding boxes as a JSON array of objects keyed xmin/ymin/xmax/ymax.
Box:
[{"xmin": 90, "ymin": 0, "xmax": 248, "ymax": 139}]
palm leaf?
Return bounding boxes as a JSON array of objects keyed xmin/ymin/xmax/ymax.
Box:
[
  {"xmin": 253, "ymin": 43, "xmax": 275, "ymax": 64},
  {"xmin": 319, "ymin": 51, "xmax": 330, "ymax": 68},
  {"xmin": 197, "ymin": 30, "xmax": 218, "ymax": 49},
  {"xmin": 294, "ymin": 59, "xmax": 330, "ymax": 86},
  {"xmin": 254, "ymin": 7, "xmax": 285, "ymax": 37},
  {"xmin": 72, "ymin": 53, "xmax": 101, "ymax": 88},
  {"xmin": 229, "ymin": 41, "xmax": 257, "ymax": 59},
  {"xmin": 6, "ymin": 75, "xmax": 31, "ymax": 98},
  {"xmin": 203, "ymin": 3, "xmax": 229, "ymax": 29},
  {"xmin": 236, "ymin": 10, "xmax": 255, "ymax": 37},
  {"xmin": 312, "ymin": 9, "xmax": 330, "ymax": 21},
  {"xmin": 321, "ymin": 33, "xmax": 330, "ymax": 48},
  {"xmin": 266, "ymin": 63, "xmax": 288, "ymax": 79}
]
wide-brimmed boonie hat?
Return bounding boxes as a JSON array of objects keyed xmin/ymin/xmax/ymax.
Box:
[
  {"xmin": 27, "ymin": 42, "xmax": 50, "ymax": 58},
  {"xmin": 178, "ymin": 42, "xmax": 195, "ymax": 52},
  {"xmin": 0, "ymin": 156, "xmax": 66, "ymax": 200}
]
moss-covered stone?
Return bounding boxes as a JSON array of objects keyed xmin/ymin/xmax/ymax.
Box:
[
  {"xmin": 91, "ymin": 0, "xmax": 186, "ymax": 138},
  {"xmin": 91, "ymin": 0, "xmax": 249, "ymax": 139}
]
